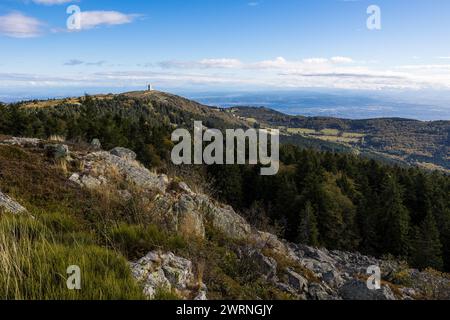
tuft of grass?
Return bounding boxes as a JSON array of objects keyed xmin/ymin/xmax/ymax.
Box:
[
  {"xmin": 0, "ymin": 214, "xmax": 145, "ymax": 300},
  {"xmin": 153, "ymin": 287, "xmax": 182, "ymax": 300},
  {"xmin": 106, "ymin": 223, "xmax": 187, "ymax": 260},
  {"xmin": 49, "ymin": 135, "xmax": 66, "ymax": 142}
]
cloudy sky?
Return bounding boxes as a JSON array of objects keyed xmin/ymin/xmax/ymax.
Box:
[{"xmin": 1, "ymin": 0, "xmax": 450, "ymax": 95}]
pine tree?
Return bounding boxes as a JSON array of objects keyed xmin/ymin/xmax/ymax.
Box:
[
  {"xmin": 411, "ymin": 213, "xmax": 444, "ymax": 270},
  {"xmin": 378, "ymin": 175, "xmax": 410, "ymax": 257},
  {"xmin": 297, "ymin": 201, "xmax": 319, "ymax": 246}
]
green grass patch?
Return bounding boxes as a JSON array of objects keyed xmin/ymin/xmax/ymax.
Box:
[
  {"xmin": 107, "ymin": 223, "xmax": 187, "ymax": 260},
  {"xmin": 0, "ymin": 214, "xmax": 144, "ymax": 300}
]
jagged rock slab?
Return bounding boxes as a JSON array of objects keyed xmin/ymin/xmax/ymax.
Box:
[
  {"xmin": 110, "ymin": 147, "xmax": 136, "ymax": 161},
  {"xmin": 0, "ymin": 191, "xmax": 27, "ymax": 214},
  {"xmin": 173, "ymin": 194, "xmax": 205, "ymax": 239},
  {"xmin": 198, "ymin": 195, "xmax": 252, "ymax": 240},
  {"xmin": 130, "ymin": 251, "xmax": 207, "ymax": 300},
  {"xmin": 2, "ymin": 137, "xmax": 41, "ymax": 147},
  {"xmin": 82, "ymin": 151, "xmax": 169, "ymax": 193}
]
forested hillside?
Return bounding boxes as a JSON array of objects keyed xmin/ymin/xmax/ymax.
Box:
[
  {"xmin": 208, "ymin": 147, "xmax": 450, "ymax": 271},
  {"xmin": 1, "ymin": 92, "xmax": 449, "ymax": 273},
  {"xmin": 232, "ymin": 107, "xmax": 450, "ymax": 171}
]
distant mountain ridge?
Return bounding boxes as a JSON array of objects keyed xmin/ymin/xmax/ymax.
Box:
[
  {"xmin": 189, "ymin": 90, "xmax": 450, "ymax": 121},
  {"xmin": 229, "ymin": 106, "xmax": 450, "ymax": 172},
  {"xmin": 2, "ymin": 90, "xmax": 449, "ymax": 171}
]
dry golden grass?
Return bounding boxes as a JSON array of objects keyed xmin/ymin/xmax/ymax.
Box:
[
  {"xmin": 49, "ymin": 135, "xmax": 66, "ymax": 142},
  {"xmin": 316, "ymin": 135, "xmax": 361, "ymax": 144},
  {"xmin": 320, "ymin": 128, "xmax": 340, "ymax": 136},
  {"xmin": 342, "ymin": 132, "xmax": 366, "ymax": 138},
  {"xmin": 287, "ymin": 128, "xmax": 317, "ymax": 135}
]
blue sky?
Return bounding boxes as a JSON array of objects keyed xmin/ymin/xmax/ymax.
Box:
[{"xmin": 1, "ymin": 0, "xmax": 450, "ymax": 96}]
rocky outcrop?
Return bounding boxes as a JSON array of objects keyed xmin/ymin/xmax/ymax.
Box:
[
  {"xmin": 69, "ymin": 173, "xmax": 107, "ymax": 189},
  {"xmin": 173, "ymin": 194, "xmax": 205, "ymax": 239},
  {"xmin": 202, "ymin": 202, "xmax": 252, "ymax": 240},
  {"xmin": 69, "ymin": 148, "xmax": 251, "ymax": 241},
  {"xmin": 66, "ymin": 144, "xmax": 447, "ymax": 301},
  {"xmin": 45, "ymin": 144, "xmax": 70, "ymax": 160},
  {"xmin": 110, "ymin": 147, "xmax": 137, "ymax": 161},
  {"xmin": 2, "ymin": 138, "xmax": 448, "ymax": 301},
  {"xmin": 247, "ymin": 249, "xmax": 278, "ymax": 280},
  {"xmin": 2, "ymin": 137, "xmax": 41, "ymax": 148},
  {"xmin": 338, "ymin": 279, "xmax": 396, "ymax": 300},
  {"xmin": 91, "ymin": 138, "xmax": 102, "ymax": 150},
  {"xmin": 83, "ymin": 151, "xmax": 169, "ymax": 194},
  {"xmin": 130, "ymin": 251, "xmax": 207, "ymax": 300},
  {"xmin": 0, "ymin": 191, "xmax": 27, "ymax": 214},
  {"xmin": 286, "ymin": 269, "xmax": 309, "ymax": 292}
]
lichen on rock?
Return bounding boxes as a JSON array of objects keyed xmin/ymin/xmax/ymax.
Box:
[{"xmin": 130, "ymin": 251, "xmax": 207, "ymax": 300}]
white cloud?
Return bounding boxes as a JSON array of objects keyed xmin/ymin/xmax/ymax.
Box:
[
  {"xmin": 3, "ymin": 56, "xmax": 450, "ymax": 91},
  {"xmin": 198, "ymin": 58, "xmax": 243, "ymax": 68},
  {"xmin": 0, "ymin": 12, "xmax": 44, "ymax": 38},
  {"xmin": 330, "ymin": 56, "xmax": 354, "ymax": 63},
  {"xmin": 395, "ymin": 64, "xmax": 450, "ymax": 70},
  {"xmin": 32, "ymin": 0, "xmax": 74, "ymax": 5},
  {"xmin": 249, "ymin": 56, "xmax": 354, "ymax": 70},
  {"xmin": 157, "ymin": 56, "xmax": 356, "ymax": 71},
  {"xmin": 251, "ymin": 57, "xmax": 288, "ymax": 69},
  {"xmin": 302, "ymin": 58, "xmax": 329, "ymax": 64},
  {"xmin": 159, "ymin": 59, "xmax": 242, "ymax": 69},
  {"xmin": 75, "ymin": 11, "xmax": 138, "ymax": 30}
]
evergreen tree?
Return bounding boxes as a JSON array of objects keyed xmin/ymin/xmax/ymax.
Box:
[
  {"xmin": 378, "ymin": 175, "xmax": 410, "ymax": 257},
  {"xmin": 297, "ymin": 201, "xmax": 319, "ymax": 246},
  {"xmin": 412, "ymin": 213, "xmax": 444, "ymax": 270}
]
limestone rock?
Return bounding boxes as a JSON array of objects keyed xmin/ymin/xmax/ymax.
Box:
[
  {"xmin": 339, "ymin": 279, "xmax": 396, "ymax": 300},
  {"xmin": 246, "ymin": 249, "xmax": 277, "ymax": 279},
  {"xmin": 91, "ymin": 138, "xmax": 102, "ymax": 149},
  {"xmin": 110, "ymin": 147, "xmax": 136, "ymax": 160},
  {"xmin": 2, "ymin": 137, "xmax": 41, "ymax": 148},
  {"xmin": 174, "ymin": 194, "xmax": 205, "ymax": 239},
  {"xmin": 321, "ymin": 270, "xmax": 344, "ymax": 287},
  {"xmin": 253, "ymin": 231, "xmax": 297, "ymax": 260},
  {"xmin": 69, "ymin": 173, "xmax": 106, "ymax": 189},
  {"xmin": 130, "ymin": 251, "xmax": 207, "ymax": 300},
  {"xmin": 202, "ymin": 201, "xmax": 251, "ymax": 240},
  {"xmin": 308, "ymin": 282, "xmax": 334, "ymax": 300},
  {"xmin": 82, "ymin": 151, "xmax": 169, "ymax": 193},
  {"xmin": 69, "ymin": 173, "xmax": 81, "ymax": 185},
  {"xmin": 194, "ymin": 289, "xmax": 208, "ymax": 300},
  {"xmin": 286, "ymin": 269, "xmax": 308, "ymax": 293},
  {"xmin": 45, "ymin": 144, "xmax": 70, "ymax": 160},
  {"xmin": 0, "ymin": 191, "xmax": 27, "ymax": 214},
  {"xmin": 80, "ymin": 175, "xmax": 104, "ymax": 189}
]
